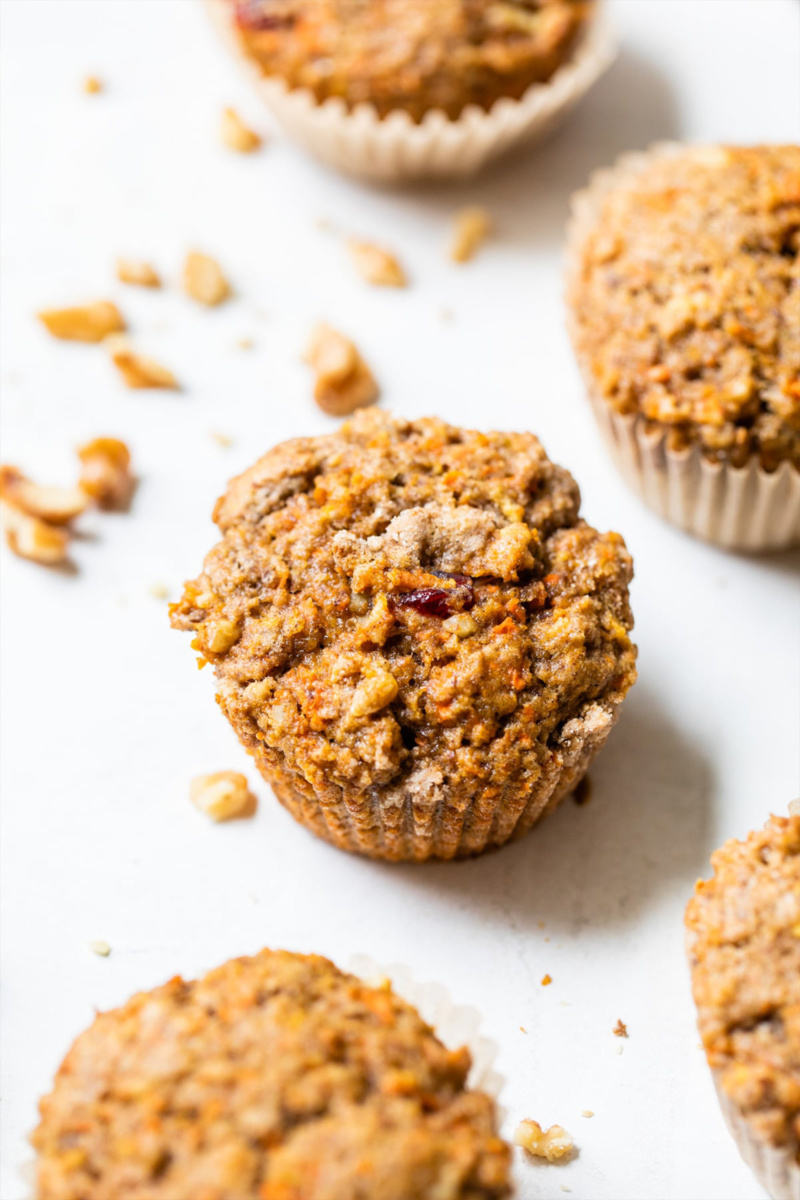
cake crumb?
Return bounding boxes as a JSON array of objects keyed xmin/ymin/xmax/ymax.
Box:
[
  {"xmin": 450, "ymin": 206, "xmax": 491, "ymax": 263},
  {"xmin": 613, "ymin": 1018, "xmax": 628, "ymax": 1038},
  {"xmin": 581, "ymin": 1110, "xmax": 594, "ymax": 1118},
  {"xmin": 108, "ymin": 337, "xmax": 179, "ymax": 389},
  {"xmin": 190, "ymin": 771, "xmax": 256, "ymax": 822},
  {"xmin": 349, "ymin": 241, "xmax": 407, "ymax": 288},
  {"xmin": 210, "ymin": 431, "xmax": 234, "ymax": 448},
  {"xmin": 520, "ymin": 1026, "xmax": 527, "ymax": 1033},
  {"xmin": 183, "ymin": 251, "xmax": 231, "ymax": 307},
  {"xmin": 83, "ymin": 75, "xmax": 103, "ymax": 94},
  {"xmin": 304, "ymin": 323, "xmax": 379, "ymax": 416},
  {"xmin": 541, "ymin": 974, "xmax": 552, "ymax": 986},
  {"xmin": 38, "ymin": 300, "xmax": 125, "ymax": 343},
  {"xmin": 514, "ymin": 1120, "xmax": 574, "ymax": 1162},
  {"xmin": 235, "ymin": 336, "xmax": 254, "ymax": 350},
  {"xmin": 220, "ymin": 106, "xmax": 262, "ymax": 153},
  {"xmin": 150, "ymin": 583, "xmax": 169, "ymax": 600},
  {"xmin": 78, "ymin": 437, "xmax": 134, "ymax": 509},
  {"xmin": 88, "ymin": 940, "xmax": 111, "ymax": 957},
  {"xmin": 116, "ymin": 258, "xmax": 161, "ymax": 288}
]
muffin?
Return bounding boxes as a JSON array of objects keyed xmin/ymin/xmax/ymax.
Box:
[
  {"xmin": 567, "ymin": 143, "xmax": 800, "ymax": 551},
  {"xmin": 685, "ymin": 815, "xmax": 800, "ymax": 1200},
  {"xmin": 32, "ymin": 948, "xmax": 511, "ymax": 1199},
  {"xmin": 171, "ymin": 410, "xmax": 636, "ymax": 862},
  {"xmin": 206, "ymin": 0, "xmax": 614, "ymax": 179}
]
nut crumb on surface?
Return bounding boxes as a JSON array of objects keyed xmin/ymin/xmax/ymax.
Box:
[
  {"xmin": 108, "ymin": 337, "xmax": 179, "ymax": 389},
  {"xmin": 88, "ymin": 940, "xmax": 111, "ymax": 957},
  {"xmin": 210, "ymin": 431, "xmax": 234, "ymax": 448},
  {"xmin": 514, "ymin": 1120, "xmax": 575, "ymax": 1162},
  {"xmin": 450, "ymin": 207, "xmax": 491, "ymax": 263},
  {"xmin": 348, "ymin": 240, "xmax": 407, "ymax": 288},
  {"xmin": 541, "ymin": 974, "xmax": 552, "ymax": 986},
  {"xmin": 83, "ymin": 75, "xmax": 103, "ymax": 94},
  {"xmin": 1, "ymin": 500, "xmax": 71, "ymax": 566},
  {"xmin": 304, "ymin": 323, "xmax": 379, "ymax": 416},
  {"xmin": 220, "ymin": 106, "xmax": 262, "ymax": 153},
  {"xmin": 77, "ymin": 437, "xmax": 134, "ymax": 509},
  {"xmin": 613, "ymin": 1018, "xmax": 628, "ymax": 1038},
  {"xmin": 581, "ymin": 1110, "xmax": 594, "ymax": 1118},
  {"xmin": 235, "ymin": 336, "xmax": 254, "ymax": 350},
  {"xmin": 116, "ymin": 258, "xmax": 161, "ymax": 288},
  {"xmin": 190, "ymin": 771, "xmax": 256, "ymax": 822},
  {"xmin": 38, "ymin": 300, "xmax": 125, "ymax": 343},
  {"xmin": 0, "ymin": 465, "xmax": 88, "ymax": 525},
  {"xmin": 183, "ymin": 251, "xmax": 231, "ymax": 307},
  {"xmin": 149, "ymin": 583, "xmax": 169, "ymax": 600}
]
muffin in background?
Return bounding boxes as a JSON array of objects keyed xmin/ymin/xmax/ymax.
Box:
[
  {"xmin": 686, "ymin": 814, "xmax": 800, "ymax": 1200},
  {"xmin": 566, "ymin": 143, "xmax": 800, "ymax": 551},
  {"xmin": 171, "ymin": 410, "xmax": 636, "ymax": 862},
  {"xmin": 33, "ymin": 948, "xmax": 511, "ymax": 1199},
  {"xmin": 206, "ymin": 0, "xmax": 615, "ymax": 179}
]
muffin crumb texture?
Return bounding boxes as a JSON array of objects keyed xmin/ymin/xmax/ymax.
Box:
[
  {"xmin": 568, "ymin": 145, "xmax": 800, "ymax": 470},
  {"xmin": 33, "ymin": 949, "xmax": 511, "ymax": 1199},
  {"xmin": 227, "ymin": 0, "xmax": 594, "ymax": 121},
  {"xmin": 686, "ymin": 815, "xmax": 800, "ymax": 1153},
  {"xmin": 171, "ymin": 410, "xmax": 635, "ymax": 860}
]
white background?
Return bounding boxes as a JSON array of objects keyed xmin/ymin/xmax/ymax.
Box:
[{"xmin": 1, "ymin": 2, "xmax": 799, "ymax": 1197}]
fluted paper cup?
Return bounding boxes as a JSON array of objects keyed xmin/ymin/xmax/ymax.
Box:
[{"xmin": 713, "ymin": 1074, "xmax": 800, "ymax": 1200}]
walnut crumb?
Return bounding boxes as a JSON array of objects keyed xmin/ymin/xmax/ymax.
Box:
[
  {"xmin": 581, "ymin": 1110, "xmax": 594, "ymax": 1118},
  {"xmin": 107, "ymin": 337, "xmax": 179, "ymax": 389},
  {"xmin": 210, "ymin": 431, "xmax": 234, "ymax": 448},
  {"xmin": 190, "ymin": 771, "xmax": 256, "ymax": 821},
  {"xmin": 78, "ymin": 438, "xmax": 134, "ymax": 509},
  {"xmin": 235, "ymin": 337, "xmax": 254, "ymax": 350},
  {"xmin": 38, "ymin": 301, "xmax": 125, "ymax": 343},
  {"xmin": 304, "ymin": 323, "xmax": 379, "ymax": 416},
  {"xmin": 150, "ymin": 583, "xmax": 169, "ymax": 600},
  {"xmin": 1, "ymin": 500, "xmax": 71, "ymax": 566},
  {"xmin": 541, "ymin": 974, "xmax": 552, "ymax": 986},
  {"xmin": 348, "ymin": 241, "xmax": 407, "ymax": 288},
  {"xmin": 514, "ymin": 1120, "xmax": 575, "ymax": 1162},
  {"xmin": 0, "ymin": 465, "xmax": 88, "ymax": 525},
  {"xmin": 183, "ymin": 251, "xmax": 231, "ymax": 307},
  {"xmin": 613, "ymin": 1019, "xmax": 628, "ymax": 1038},
  {"xmin": 450, "ymin": 207, "xmax": 491, "ymax": 263},
  {"xmin": 88, "ymin": 940, "xmax": 111, "ymax": 957},
  {"xmin": 116, "ymin": 258, "xmax": 161, "ymax": 288},
  {"xmin": 83, "ymin": 75, "xmax": 103, "ymax": 94},
  {"xmin": 221, "ymin": 107, "xmax": 262, "ymax": 153}
]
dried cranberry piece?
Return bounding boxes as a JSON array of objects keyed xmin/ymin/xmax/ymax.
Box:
[
  {"xmin": 234, "ymin": 1, "xmax": 295, "ymax": 31},
  {"xmin": 390, "ymin": 574, "xmax": 476, "ymax": 619}
]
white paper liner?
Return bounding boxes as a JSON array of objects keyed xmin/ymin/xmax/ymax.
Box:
[
  {"xmin": 565, "ymin": 141, "xmax": 800, "ymax": 553},
  {"xmin": 21, "ymin": 954, "xmax": 504, "ymax": 1198},
  {"xmin": 205, "ymin": 0, "xmax": 616, "ymax": 181},
  {"xmin": 713, "ymin": 1072, "xmax": 800, "ymax": 1200}
]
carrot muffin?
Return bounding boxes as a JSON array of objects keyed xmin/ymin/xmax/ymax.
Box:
[
  {"xmin": 567, "ymin": 144, "xmax": 800, "ymax": 549},
  {"xmin": 171, "ymin": 410, "xmax": 636, "ymax": 862},
  {"xmin": 224, "ymin": 0, "xmax": 595, "ymax": 122},
  {"xmin": 686, "ymin": 815, "xmax": 800, "ymax": 1199},
  {"xmin": 33, "ymin": 949, "xmax": 511, "ymax": 1199}
]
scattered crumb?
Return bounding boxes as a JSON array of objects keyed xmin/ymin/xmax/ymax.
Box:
[
  {"xmin": 83, "ymin": 75, "xmax": 103, "ymax": 95},
  {"xmin": 559, "ymin": 1001, "xmax": 571, "ymax": 1007},
  {"xmin": 581, "ymin": 1110, "xmax": 594, "ymax": 1118},
  {"xmin": 150, "ymin": 583, "xmax": 169, "ymax": 600},
  {"xmin": 183, "ymin": 251, "xmax": 231, "ymax": 307},
  {"xmin": 514, "ymin": 1120, "xmax": 574, "ymax": 1162},
  {"xmin": 560, "ymin": 1187, "xmax": 572, "ymax": 1194},
  {"xmin": 0, "ymin": 465, "xmax": 87, "ymax": 525},
  {"xmin": 315, "ymin": 217, "xmax": 336, "ymax": 233},
  {"xmin": 220, "ymin": 106, "xmax": 262, "ymax": 153},
  {"xmin": 190, "ymin": 771, "xmax": 256, "ymax": 822},
  {"xmin": 616, "ymin": 1043, "xmax": 624, "ymax": 1055},
  {"xmin": 613, "ymin": 1019, "xmax": 629, "ymax": 1038},
  {"xmin": 573, "ymin": 775, "xmax": 592, "ymax": 806},
  {"xmin": 439, "ymin": 306, "xmax": 453, "ymax": 322},
  {"xmin": 116, "ymin": 258, "xmax": 161, "ymax": 288},
  {"xmin": 210, "ymin": 431, "xmax": 234, "ymax": 448},
  {"xmin": 450, "ymin": 206, "xmax": 491, "ymax": 263},
  {"xmin": 88, "ymin": 939, "xmax": 111, "ymax": 957},
  {"xmin": 304, "ymin": 323, "xmax": 379, "ymax": 416},
  {"xmin": 537, "ymin": 920, "xmax": 545, "ymax": 929},
  {"xmin": 108, "ymin": 337, "xmax": 179, "ymax": 389},
  {"xmin": 1, "ymin": 499, "xmax": 71, "ymax": 566},
  {"xmin": 78, "ymin": 438, "xmax": 134, "ymax": 509},
  {"xmin": 235, "ymin": 336, "xmax": 254, "ymax": 350},
  {"xmin": 38, "ymin": 300, "xmax": 125, "ymax": 343},
  {"xmin": 541, "ymin": 974, "xmax": 552, "ymax": 986},
  {"xmin": 520, "ymin": 1026, "xmax": 527, "ymax": 1033},
  {"xmin": 348, "ymin": 240, "xmax": 407, "ymax": 288}
]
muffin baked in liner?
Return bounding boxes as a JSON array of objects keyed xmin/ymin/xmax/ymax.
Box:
[
  {"xmin": 566, "ymin": 142, "xmax": 800, "ymax": 552},
  {"xmin": 685, "ymin": 815, "xmax": 800, "ymax": 1200},
  {"xmin": 171, "ymin": 410, "xmax": 637, "ymax": 862},
  {"xmin": 30, "ymin": 949, "xmax": 509, "ymax": 1199},
  {"xmin": 205, "ymin": 0, "xmax": 615, "ymax": 181}
]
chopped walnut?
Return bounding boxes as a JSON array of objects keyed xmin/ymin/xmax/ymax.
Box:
[
  {"xmin": 220, "ymin": 106, "xmax": 262, "ymax": 153},
  {"xmin": 201, "ymin": 618, "xmax": 241, "ymax": 654},
  {"xmin": 108, "ymin": 337, "xmax": 179, "ymax": 389},
  {"xmin": 348, "ymin": 241, "xmax": 407, "ymax": 288},
  {"xmin": 183, "ymin": 251, "xmax": 231, "ymax": 307},
  {"xmin": 87, "ymin": 939, "xmax": 111, "ymax": 957},
  {"xmin": 0, "ymin": 465, "xmax": 88, "ymax": 525},
  {"xmin": 305, "ymin": 323, "xmax": 379, "ymax": 416},
  {"xmin": 1, "ymin": 500, "xmax": 71, "ymax": 566},
  {"xmin": 83, "ymin": 75, "xmax": 103, "ymax": 94},
  {"xmin": 514, "ymin": 1120, "xmax": 575, "ymax": 1162},
  {"xmin": 350, "ymin": 670, "xmax": 399, "ymax": 718},
  {"xmin": 38, "ymin": 301, "xmax": 125, "ymax": 343},
  {"xmin": 613, "ymin": 1018, "xmax": 628, "ymax": 1038},
  {"xmin": 77, "ymin": 438, "xmax": 134, "ymax": 509},
  {"xmin": 116, "ymin": 258, "xmax": 161, "ymax": 288},
  {"xmin": 190, "ymin": 771, "xmax": 255, "ymax": 821},
  {"xmin": 450, "ymin": 207, "xmax": 491, "ymax": 263}
]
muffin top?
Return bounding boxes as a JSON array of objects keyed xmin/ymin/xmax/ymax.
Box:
[
  {"xmin": 686, "ymin": 815, "xmax": 800, "ymax": 1152},
  {"xmin": 227, "ymin": 0, "xmax": 594, "ymax": 121},
  {"xmin": 33, "ymin": 949, "xmax": 511, "ymax": 1200},
  {"xmin": 171, "ymin": 411, "xmax": 635, "ymax": 834},
  {"xmin": 567, "ymin": 144, "xmax": 800, "ymax": 470}
]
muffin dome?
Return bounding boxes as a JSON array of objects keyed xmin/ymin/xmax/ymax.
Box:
[
  {"xmin": 567, "ymin": 144, "xmax": 800, "ymax": 471},
  {"xmin": 172, "ymin": 411, "xmax": 635, "ymax": 860},
  {"xmin": 226, "ymin": 0, "xmax": 594, "ymax": 121},
  {"xmin": 33, "ymin": 949, "xmax": 511, "ymax": 1199}
]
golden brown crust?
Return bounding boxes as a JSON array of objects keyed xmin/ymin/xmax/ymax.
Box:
[
  {"xmin": 567, "ymin": 145, "xmax": 800, "ymax": 470},
  {"xmin": 686, "ymin": 815, "xmax": 800, "ymax": 1155},
  {"xmin": 33, "ymin": 949, "xmax": 511, "ymax": 1199},
  {"xmin": 226, "ymin": 0, "xmax": 594, "ymax": 121},
  {"xmin": 171, "ymin": 410, "xmax": 636, "ymax": 860}
]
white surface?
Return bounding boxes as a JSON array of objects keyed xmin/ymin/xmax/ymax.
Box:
[{"xmin": 1, "ymin": 2, "xmax": 798, "ymax": 1197}]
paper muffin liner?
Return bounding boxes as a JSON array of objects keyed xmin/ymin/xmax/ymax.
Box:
[
  {"xmin": 565, "ymin": 142, "xmax": 800, "ymax": 553},
  {"xmin": 712, "ymin": 1072, "xmax": 800, "ymax": 1200},
  {"xmin": 205, "ymin": 0, "xmax": 616, "ymax": 181}
]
